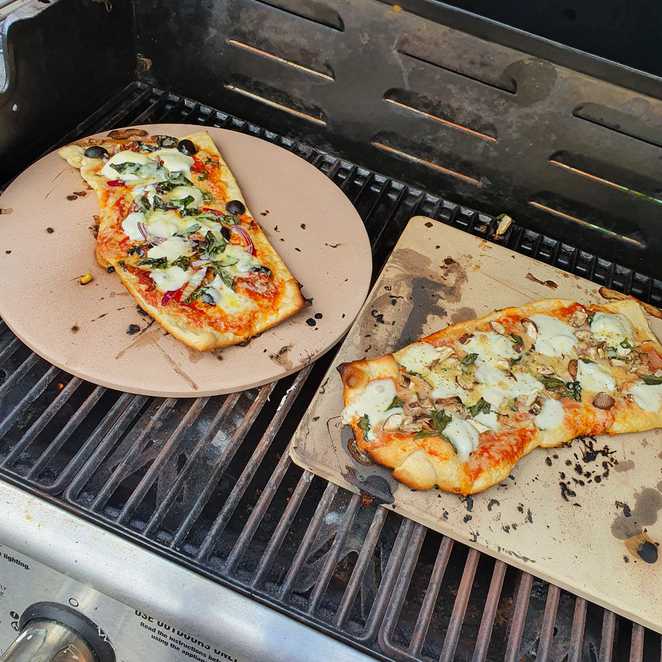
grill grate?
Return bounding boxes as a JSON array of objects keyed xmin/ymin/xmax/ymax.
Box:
[{"xmin": 1, "ymin": 80, "xmax": 662, "ymax": 661}]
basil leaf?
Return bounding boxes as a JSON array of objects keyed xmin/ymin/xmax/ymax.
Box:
[
  {"xmin": 182, "ymin": 223, "xmax": 201, "ymax": 235},
  {"xmin": 138, "ymin": 256, "xmax": 168, "ymax": 269},
  {"xmin": 461, "ymin": 352, "xmax": 478, "ymax": 366},
  {"xmin": 510, "ymin": 333, "xmax": 523, "ymax": 347},
  {"xmin": 620, "ymin": 339, "xmax": 633, "ymax": 349},
  {"xmin": 539, "ymin": 375, "xmax": 567, "ymax": 390},
  {"xmin": 468, "ymin": 397, "xmax": 491, "ymax": 417},
  {"xmin": 642, "ymin": 375, "xmax": 662, "ymax": 385},
  {"xmin": 127, "ymin": 245, "xmax": 144, "ymax": 256},
  {"xmin": 387, "ymin": 396, "xmax": 403, "ymax": 410},
  {"xmin": 358, "ymin": 414, "xmax": 370, "ymax": 436},
  {"xmin": 216, "ymin": 268, "xmax": 235, "ymax": 289},
  {"xmin": 430, "ymin": 409, "xmax": 451, "ymax": 435},
  {"xmin": 202, "ymin": 230, "xmax": 226, "ymax": 256},
  {"xmin": 110, "ymin": 162, "xmax": 142, "ymax": 175},
  {"xmin": 174, "ymin": 195, "xmax": 195, "ymax": 208},
  {"xmin": 172, "ymin": 255, "xmax": 191, "ymax": 270},
  {"xmin": 202, "ymin": 190, "xmax": 214, "ymax": 201}
]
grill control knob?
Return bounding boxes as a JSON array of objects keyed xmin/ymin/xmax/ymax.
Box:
[{"xmin": 0, "ymin": 602, "xmax": 115, "ymax": 662}]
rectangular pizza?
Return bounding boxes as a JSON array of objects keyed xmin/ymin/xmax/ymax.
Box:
[
  {"xmin": 339, "ymin": 298, "xmax": 662, "ymax": 494},
  {"xmin": 59, "ymin": 129, "xmax": 304, "ymax": 350}
]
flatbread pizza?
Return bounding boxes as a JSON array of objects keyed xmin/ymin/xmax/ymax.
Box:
[
  {"xmin": 339, "ymin": 298, "xmax": 662, "ymax": 494},
  {"xmin": 59, "ymin": 129, "xmax": 305, "ymax": 351}
]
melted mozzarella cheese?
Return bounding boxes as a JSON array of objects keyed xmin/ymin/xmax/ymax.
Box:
[
  {"xmin": 475, "ymin": 362, "xmax": 505, "ymax": 385},
  {"xmin": 147, "ymin": 236, "xmax": 190, "ymax": 262},
  {"xmin": 629, "ymin": 382, "xmax": 662, "ymax": 411},
  {"xmin": 121, "ymin": 212, "xmax": 145, "ymax": 241},
  {"xmin": 474, "ymin": 410, "xmax": 499, "ymax": 430},
  {"xmin": 132, "ymin": 184, "xmax": 156, "ymax": 206},
  {"xmin": 529, "ymin": 315, "xmax": 577, "ymax": 357},
  {"xmin": 590, "ymin": 313, "xmax": 633, "ymax": 355},
  {"xmin": 147, "ymin": 210, "xmax": 182, "ymax": 238},
  {"xmin": 101, "ymin": 150, "xmax": 151, "ymax": 181},
  {"xmin": 341, "ymin": 379, "xmax": 402, "ymax": 440},
  {"xmin": 150, "ymin": 266, "xmax": 189, "ymax": 292},
  {"xmin": 169, "ymin": 185, "xmax": 204, "ymax": 208},
  {"xmin": 534, "ymin": 398, "xmax": 565, "ymax": 430},
  {"xmin": 208, "ymin": 276, "xmax": 257, "ymax": 314},
  {"xmin": 154, "ymin": 148, "xmax": 193, "ymax": 176},
  {"xmin": 576, "ymin": 360, "xmax": 615, "ymax": 392},
  {"xmin": 395, "ymin": 342, "xmax": 448, "ymax": 373},
  {"xmin": 510, "ymin": 372, "xmax": 543, "ymax": 399},
  {"xmin": 444, "ymin": 416, "xmax": 479, "ymax": 459},
  {"xmin": 465, "ymin": 332, "xmax": 516, "ymax": 364},
  {"xmin": 223, "ymin": 244, "xmax": 261, "ymax": 273}
]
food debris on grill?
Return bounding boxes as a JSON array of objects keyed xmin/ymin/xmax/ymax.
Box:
[
  {"xmin": 494, "ymin": 213, "xmax": 512, "ymax": 237},
  {"xmin": 526, "ymin": 272, "xmax": 558, "ymax": 289}
]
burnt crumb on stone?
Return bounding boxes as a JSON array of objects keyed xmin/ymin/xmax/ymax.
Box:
[
  {"xmin": 324, "ymin": 242, "xmax": 341, "ymax": 248},
  {"xmin": 371, "ymin": 309, "xmax": 385, "ymax": 324},
  {"xmin": 545, "ymin": 457, "xmax": 552, "ymax": 466},
  {"xmin": 623, "ymin": 555, "xmax": 629, "ymax": 563},
  {"xmin": 442, "ymin": 510, "xmax": 449, "ymax": 521},
  {"xmin": 127, "ymin": 324, "xmax": 141, "ymax": 335},
  {"xmin": 260, "ymin": 210, "xmax": 270, "ymax": 216},
  {"xmin": 462, "ymin": 495, "xmax": 474, "ymax": 512},
  {"xmin": 341, "ymin": 313, "xmax": 346, "ymax": 319},
  {"xmin": 66, "ymin": 194, "xmax": 78, "ymax": 201},
  {"xmin": 517, "ymin": 503, "xmax": 524, "ymax": 514},
  {"xmin": 71, "ymin": 325, "xmax": 79, "ymax": 333},
  {"xmin": 526, "ymin": 509, "xmax": 533, "ymax": 523},
  {"xmin": 487, "ymin": 498, "xmax": 500, "ymax": 511},
  {"xmin": 136, "ymin": 306, "xmax": 149, "ymax": 317},
  {"xmin": 306, "ymin": 318, "xmax": 316, "ymax": 327},
  {"xmin": 502, "ymin": 524, "xmax": 511, "ymax": 533},
  {"xmin": 273, "ymin": 225, "xmax": 279, "ymax": 232},
  {"xmin": 615, "ymin": 500, "xmax": 632, "ymax": 517},
  {"xmin": 5, "ymin": 250, "xmax": 11, "ymax": 254},
  {"xmin": 294, "ymin": 247, "xmax": 302, "ymax": 252},
  {"xmin": 46, "ymin": 227, "xmax": 55, "ymax": 233},
  {"xmin": 106, "ymin": 266, "xmax": 115, "ymax": 273},
  {"xmin": 424, "ymin": 221, "xmax": 433, "ymax": 228},
  {"xmin": 559, "ymin": 480, "xmax": 576, "ymax": 501},
  {"xmin": 300, "ymin": 223, "xmax": 306, "ymax": 230},
  {"xmin": 463, "ymin": 514, "xmax": 472, "ymax": 523},
  {"xmin": 314, "ymin": 312, "xmax": 323, "ymax": 320},
  {"xmin": 435, "ymin": 245, "xmax": 440, "ymax": 249}
]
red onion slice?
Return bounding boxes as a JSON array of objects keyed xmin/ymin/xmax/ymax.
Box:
[{"xmin": 230, "ymin": 226, "xmax": 255, "ymax": 255}]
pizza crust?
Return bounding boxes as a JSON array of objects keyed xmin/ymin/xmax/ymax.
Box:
[{"xmin": 339, "ymin": 298, "xmax": 662, "ymax": 494}]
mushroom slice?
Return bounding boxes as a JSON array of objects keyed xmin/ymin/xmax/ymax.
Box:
[{"xmin": 592, "ymin": 392, "xmax": 615, "ymax": 409}]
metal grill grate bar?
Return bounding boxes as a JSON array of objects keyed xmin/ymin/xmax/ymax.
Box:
[
  {"xmin": 568, "ymin": 597, "xmax": 587, "ymax": 662},
  {"xmin": 409, "ymin": 537, "xmax": 454, "ymax": 656},
  {"xmin": 439, "ymin": 548, "xmax": 480, "ymax": 662},
  {"xmin": 535, "ymin": 584, "xmax": 561, "ymax": 661},
  {"xmin": 630, "ymin": 624, "xmax": 645, "ymax": 662},
  {"xmin": 599, "ymin": 610, "xmax": 617, "ymax": 662},
  {"xmin": 471, "ymin": 560, "xmax": 507, "ymax": 662},
  {"xmin": 504, "ymin": 572, "xmax": 534, "ymax": 662},
  {"xmin": 0, "ymin": 352, "xmax": 44, "ymax": 397}
]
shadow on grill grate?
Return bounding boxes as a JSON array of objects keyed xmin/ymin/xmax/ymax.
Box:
[{"xmin": 2, "ymin": 80, "xmax": 662, "ymax": 661}]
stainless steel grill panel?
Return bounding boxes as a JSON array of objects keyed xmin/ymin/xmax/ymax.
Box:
[{"xmin": 1, "ymin": 80, "xmax": 662, "ymax": 661}]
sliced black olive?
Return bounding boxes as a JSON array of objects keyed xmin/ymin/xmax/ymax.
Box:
[
  {"xmin": 153, "ymin": 135, "xmax": 178, "ymax": 148},
  {"xmin": 226, "ymin": 199, "xmax": 246, "ymax": 216},
  {"xmin": 84, "ymin": 145, "xmax": 109, "ymax": 159},
  {"xmin": 220, "ymin": 226, "xmax": 232, "ymax": 241},
  {"xmin": 252, "ymin": 265, "xmax": 272, "ymax": 277},
  {"xmin": 177, "ymin": 139, "xmax": 197, "ymax": 156}
]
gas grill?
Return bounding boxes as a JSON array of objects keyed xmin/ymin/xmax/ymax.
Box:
[{"xmin": 1, "ymin": 1, "xmax": 662, "ymax": 660}]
